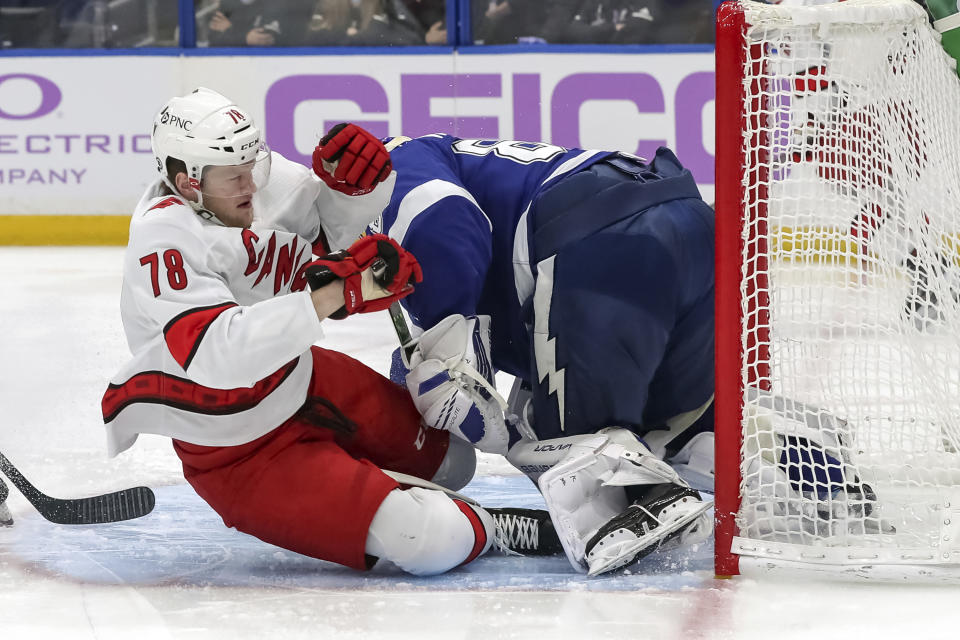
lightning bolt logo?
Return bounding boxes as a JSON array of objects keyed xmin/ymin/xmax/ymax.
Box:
[{"xmin": 532, "ymin": 256, "xmax": 566, "ymax": 431}]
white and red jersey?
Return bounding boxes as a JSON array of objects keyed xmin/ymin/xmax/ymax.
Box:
[{"xmin": 102, "ymin": 153, "xmax": 392, "ymax": 456}]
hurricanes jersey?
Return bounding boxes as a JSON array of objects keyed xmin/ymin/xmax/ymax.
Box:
[{"xmin": 102, "ymin": 153, "xmax": 391, "ymax": 456}]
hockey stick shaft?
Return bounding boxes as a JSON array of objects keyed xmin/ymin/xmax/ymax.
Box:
[
  {"xmin": 387, "ymin": 300, "xmax": 417, "ymax": 364},
  {"xmin": 368, "ymin": 254, "xmax": 417, "ymax": 363},
  {"xmin": 0, "ymin": 450, "xmax": 155, "ymax": 525}
]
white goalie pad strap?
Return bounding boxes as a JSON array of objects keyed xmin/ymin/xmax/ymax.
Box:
[
  {"xmin": 406, "ymin": 314, "xmax": 509, "ymax": 454},
  {"xmin": 505, "ymin": 377, "xmax": 537, "ymax": 442},
  {"xmin": 535, "ymin": 428, "xmax": 683, "ymax": 572},
  {"xmin": 595, "ymin": 426, "xmax": 683, "ymax": 486}
]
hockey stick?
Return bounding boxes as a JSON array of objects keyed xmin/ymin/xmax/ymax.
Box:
[
  {"xmin": 0, "ymin": 451, "xmax": 155, "ymax": 525},
  {"xmin": 387, "ymin": 300, "xmax": 417, "ymax": 364}
]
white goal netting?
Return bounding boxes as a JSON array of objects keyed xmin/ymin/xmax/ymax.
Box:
[{"xmin": 729, "ymin": 0, "xmax": 960, "ymax": 572}]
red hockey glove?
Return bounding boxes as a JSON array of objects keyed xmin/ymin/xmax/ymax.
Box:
[
  {"xmin": 312, "ymin": 123, "xmax": 392, "ymax": 196},
  {"xmin": 304, "ymin": 234, "xmax": 422, "ymax": 318}
]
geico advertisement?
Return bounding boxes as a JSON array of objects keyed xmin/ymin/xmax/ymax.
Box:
[{"xmin": 0, "ymin": 53, "xmax": 715, "ymax": 215}]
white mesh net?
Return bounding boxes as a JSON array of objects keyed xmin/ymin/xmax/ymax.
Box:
[{"xmin": 732, "ymin": 0, "xmax": 960, "ymax": 568}]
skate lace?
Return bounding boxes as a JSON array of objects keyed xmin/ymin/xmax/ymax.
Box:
[{"xmin": 492, "ymin": 513, "xmax": 539, "ymax": 555}]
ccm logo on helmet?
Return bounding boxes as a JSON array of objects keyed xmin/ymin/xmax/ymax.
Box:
[{"xmin": 0, "ymin": 73, "xmax": 62, "ymax": 120}]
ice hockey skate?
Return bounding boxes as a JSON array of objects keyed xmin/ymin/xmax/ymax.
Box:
[
  {"xmin": 583, "ymin": 484, "xmax": 711, "ymax": 576},
  {"xmin": 489, "ymin": 507, "xmax": 563, "ymax": 556}
]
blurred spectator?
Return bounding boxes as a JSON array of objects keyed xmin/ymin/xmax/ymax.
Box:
[
  {"xmin": 307, "ymin": 0, "xmax": 424, "ymax": 46},
  {"xmin": 539, "ymin": 0, "xmax": 616, "ymax": 43},
  {"xmin": 471, "ymin": 0, "xmax": 547, "ymax": 45},
  {"xmin": 402, "ymin": 0, "xmax": 446, "ymax": 44},
  {"xmin": 0, "ymin": 0, "xmax": 63, "ymax": 48},
  {"xmin": 207, "ymin": 0, "xmax": 315, "ymax": 47},
  {"xmin": 56, "ymin": 0, "xmax": 178, "ymax": 48},
  {"xmin": 610, "ymin": 0, "xmax": 714, "ymax": 44},
  {"xmin": 474, "ymin": 0, "xmax": 714, "ymax": 45}
]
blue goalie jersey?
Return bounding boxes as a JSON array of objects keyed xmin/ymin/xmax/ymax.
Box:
[{"xmin": 372, "ymin": 134, "xmax": 614, "ymax": 380}]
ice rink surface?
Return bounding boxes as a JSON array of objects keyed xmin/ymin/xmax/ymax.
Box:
[{"xmin": 1, "ymin": 247, "xmax": 957, "ymax": 639}]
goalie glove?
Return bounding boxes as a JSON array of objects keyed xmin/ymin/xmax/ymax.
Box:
[
  {"xmin": 305, "ymin": 234, "xmax": 421, "ymax": 318},
  {"xmin": 312, "ymin": 123, "xmax": 392, "ymax": 196},
  {"xmin": 405, "ymin": 314, "xmax": 510, "ymax": 455}
]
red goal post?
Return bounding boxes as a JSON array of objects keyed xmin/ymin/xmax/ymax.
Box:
[{"xmin": 714, "ymin": 0, "xmax": 960, "ymax": 581}]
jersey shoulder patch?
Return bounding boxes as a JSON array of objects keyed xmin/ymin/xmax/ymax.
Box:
[
  {"xmin": 146, "ymin": 196, "xmax": 185, "ymax": 213},
  {"xmin": 132, "ymin": 195, "xmax": 203, "ymax": 242}
]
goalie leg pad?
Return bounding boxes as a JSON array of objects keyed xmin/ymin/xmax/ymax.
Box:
[
  {"xmin": 536, "ymin": 427, "xmax": 685, "ymax": 572},
  {"xmin": 365, "ymin": 487, "xmax": 494, "ymax": 576}
]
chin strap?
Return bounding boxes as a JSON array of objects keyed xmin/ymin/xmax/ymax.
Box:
[
  {"xmin": 194, "ymin": 206, "xmax": 224, "ymax": 225},
  {"xmin": 159, "ymin": 174, "xmax": 224, "ymax": 226}
]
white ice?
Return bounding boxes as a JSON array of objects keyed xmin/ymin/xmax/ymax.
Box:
[{"xmin": 0, "ymin": 247, "xmax": 957, "ymax": 639}]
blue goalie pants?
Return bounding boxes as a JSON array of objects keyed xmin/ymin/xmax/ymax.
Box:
[{"xmin": 525, "ymin": 148, "xmax": 715, "ymax": 441}]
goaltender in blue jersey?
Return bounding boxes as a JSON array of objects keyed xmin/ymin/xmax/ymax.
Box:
[{"xmin": 370, "ymin": 134, "xmax": 716, "ymax": 576}]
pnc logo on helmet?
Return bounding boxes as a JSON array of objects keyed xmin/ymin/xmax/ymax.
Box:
[
  {"xmin": 0, "ymin": 73, "xmax": 62, "ymax": 120},
  {"xmin": 159, "ymin": 109, "xmax": 192, "ymax": 130}
]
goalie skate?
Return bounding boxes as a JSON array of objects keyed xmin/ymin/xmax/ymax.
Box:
[
  {"xmin": 489, "ymin": 508, "xmax": 564, "ymax": 556},
  {"xmin": 584, "ymin": 484, "xmax": 711, "ymax": 576}
]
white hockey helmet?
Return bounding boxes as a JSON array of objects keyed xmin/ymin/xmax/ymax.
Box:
[{"xmin": 151, "ymin": 87, "xmax": 271, "ymax": 217}]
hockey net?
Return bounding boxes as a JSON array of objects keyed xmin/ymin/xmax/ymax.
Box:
[{"xmin": 715, "ymin": 0, "xmax": 960, "ymax": 580}]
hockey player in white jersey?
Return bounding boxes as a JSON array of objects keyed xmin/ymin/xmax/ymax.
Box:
[{"xmin": 100, "ymin": 88, "xmax": 496, "ymax": 576}]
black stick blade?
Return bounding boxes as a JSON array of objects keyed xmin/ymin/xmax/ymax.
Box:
[
  {"xmin": 39, "ymin": 486, "xmax": 156, "ymax": 525},
  {"xmin": 0, "ymin": 452, "xmax": 156, "ymax": 525}
]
